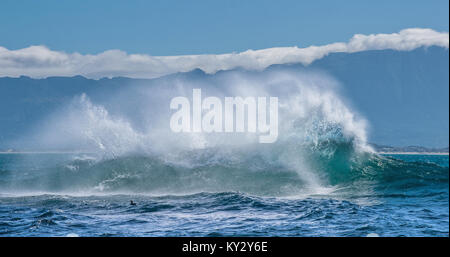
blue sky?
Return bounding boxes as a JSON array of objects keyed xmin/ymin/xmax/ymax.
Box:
[{"xmin": 0, "ymin": 0, "xmax": 448, "ymax": 55}]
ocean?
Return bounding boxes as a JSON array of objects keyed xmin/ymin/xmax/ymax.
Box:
[
  {"xmin": 0, "ymin": 152, "xmax": 448, "ymax": 237},
  {"xmin": 0, "ymin": 71, "xmax": 448, "ymax": 237}
]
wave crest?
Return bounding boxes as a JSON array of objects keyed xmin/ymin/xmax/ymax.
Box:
[{"xmin": 4, "ymin": 70, "xmax": 446, "ymax": 197}]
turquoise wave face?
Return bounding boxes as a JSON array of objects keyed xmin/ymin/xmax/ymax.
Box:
[{"xmin": 0, "ymin": 141, "xmax": 447, "ymax": 197}]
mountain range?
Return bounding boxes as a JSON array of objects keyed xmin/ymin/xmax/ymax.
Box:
[{"xmin": 0, "ymin": 46, "xmax": 448, "ymax": 148}]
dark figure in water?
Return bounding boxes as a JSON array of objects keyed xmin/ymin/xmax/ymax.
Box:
[{"xmin": 130, "ymin": 200, "xmax": 136, "ymax": 206}]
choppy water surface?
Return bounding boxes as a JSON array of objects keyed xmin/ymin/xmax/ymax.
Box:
[{"xmin": 0, "ymin": 153, "xmax": 447, "ymax": 237}]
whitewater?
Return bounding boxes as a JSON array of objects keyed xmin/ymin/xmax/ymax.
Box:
[{"xmin": 0, "ymin": 70, "xmax": 448, "ymax": 236}]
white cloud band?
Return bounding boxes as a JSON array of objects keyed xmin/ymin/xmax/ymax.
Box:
[{"xmin": 0, "ymin": 28, "xmax": 448, "ymax": 79}]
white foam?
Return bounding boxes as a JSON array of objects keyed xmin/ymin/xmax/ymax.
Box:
[{"xmin": 18, "ymin": 70, "xmax": 372, "ymax": 196}]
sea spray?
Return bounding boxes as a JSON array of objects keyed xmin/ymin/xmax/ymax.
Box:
[
  {"xmin": 10, "ymin": 70, "xmax": 381, "ymax": 196},
  {"xmin": 169, "ymin": 88, "xmax": 279, "ymax": 143}
]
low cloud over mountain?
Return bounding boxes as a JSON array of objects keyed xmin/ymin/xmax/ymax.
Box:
[{"xmin": 1, "ymin": 28, "xmax": 448, "ymax": 79}]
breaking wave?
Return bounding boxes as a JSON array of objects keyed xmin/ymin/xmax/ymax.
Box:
[{"xmin": 1, "ymin": 70, "xmax": 448, "ymax": 197}]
